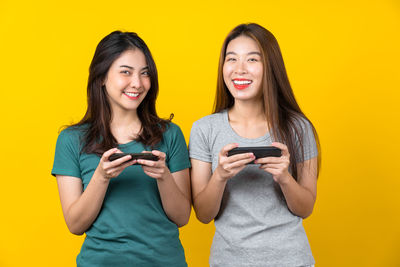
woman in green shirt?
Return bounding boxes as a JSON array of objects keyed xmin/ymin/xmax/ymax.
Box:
[{"xmin": 52, "ymin": 31, "xmax": 191, "ymax": 266}]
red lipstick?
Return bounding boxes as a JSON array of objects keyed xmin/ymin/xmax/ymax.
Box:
[
  {"xmin": 123, "ymin": 92, "xmax": 140, "ymax": 100},
  {"xmin": 232, "ymin": 79, "xmax": 252, "ymax": 90}
]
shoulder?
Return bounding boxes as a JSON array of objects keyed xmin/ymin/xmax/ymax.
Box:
[
  {"xmin": 290, "ymin": 115, "xmax": 315, "ymax": 135},
  {"xmin": 161, "ymin": 122, "xmax": 186, "ymax": 145},
  {"xmin": 59, "ymin": 124, "xmax": 87, "ymax": 138},
  {"xmin": 56, "ymin": 124, "xmax": 88, "ymax": 148},
  {"xmin": 164, "ymin": 121, "xmax": 183, "ymax": 136},
  {"xmin": 191, "ymin": 111, "xmax": 225, "ymax": 131},
  {"xmin": 189, "ymin": 112, "xmax": 227, "ymax": 149}
]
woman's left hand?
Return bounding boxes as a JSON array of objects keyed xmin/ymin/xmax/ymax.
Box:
[
  {"xmin": 254, "ymin": 142, "xmax": 291, "ymax": 184},
  {"xmin": 137, "ymin": 150, "xmax": 170, "ymax": 180}
]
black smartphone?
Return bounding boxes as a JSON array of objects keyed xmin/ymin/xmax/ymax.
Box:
[
  {"xmin": 227, "ymin": 146, "xmax": 281, "ymax": 164},
  {"xmin": 109, "ymin": 153, "xmax": 159, "ymax": 163}
]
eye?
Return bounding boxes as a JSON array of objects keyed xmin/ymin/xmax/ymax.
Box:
[
  {"xmin": 120, "ymin": 70, "xmax": 131, "ymax": 75},
  {"xmin": 141, "ymin": 71, "xmax": 150, "ymax": 76},
  {"xmin": 248, "ymin": 58, "xmax": 259, "ymax": 62},
  {"xmin": 226, "ymin": 57, "xmax": 236, "ymax": 62}
]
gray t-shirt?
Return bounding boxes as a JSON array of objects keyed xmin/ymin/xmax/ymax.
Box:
[{"xmin": 189, "ymin": 110, "xmax": 318, "ymax": 267}]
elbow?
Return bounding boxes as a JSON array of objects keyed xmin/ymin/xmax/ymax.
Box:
[
  {"xmin": 300, "ymin": 213, "xmax": 311, "ymax": 219},
  {"xmin": 193, "ymin": 204, "xmax": 215, "ymax": 224},
  {"xmin": 66, "ymin": 221, "xmax": 86, "ymax": 236},
  {"xmin": 68, "ymin": 226, "xmax": 85, "ymax": 236},
  {"xmin": 174, "ymin": 207, "xmax": 191, "ymax": 228},
  {"xmin": 195, "ymin": 213, "xmax": 214, "ymax": 224},
  {"xmin": 300, "ymin": 206, "xmax": 314, "ymax": 219},
  {"xmin": 302, "ymin": 198, "xmax": 317, "ymax": 219},
  {"xmin": 289, "ymin": 205, "xmax": 314, "ymax": 219},
  {"xmin": 198, "ymin": 217, "xmax": 213, "ymax": 224},
  {"xmin": 176, "ymin": 219, "xmax": 189, "ymax": 228},
  {"xmin": 71, "ymin": 230, "xmax": 85, "ymax": 236},
  {"xmin": 176, "ymin": 212, "xmax": 191, "ymax": 228}
]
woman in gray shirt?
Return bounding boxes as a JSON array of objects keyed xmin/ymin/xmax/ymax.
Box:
[{"xmin": 189, "ymin": 23, "xmax": 320, "ymax": 267}]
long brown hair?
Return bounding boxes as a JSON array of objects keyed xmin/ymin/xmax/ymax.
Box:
[
  {"xmin": 214, "ymin": 23, "xmax": 320, "ymax": 179},
  {"xmin": 70, "ymin": 31, "xmax": 169, "ymax": 155}
]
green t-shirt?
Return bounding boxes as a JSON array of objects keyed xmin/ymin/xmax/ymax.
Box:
[{"xmin": 52, "ymin": 123, "xmax": 190, "ymax": 267}]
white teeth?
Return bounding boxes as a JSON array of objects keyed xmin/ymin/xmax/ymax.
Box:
[
  {"xmin": 233, "ymin": 80, "xmax": 252, "ymax": 85},
  {"xmin": 124, "ymin": 91, "xmax": 139, "ymax": 97}
]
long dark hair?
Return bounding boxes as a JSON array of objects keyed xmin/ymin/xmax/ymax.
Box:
[
  {"xmin": 214, "ymin": 23, "xmax": 320, "ymax": 179},
  {"xmin": 71, "ymin": 31, "xmax": 169, "ymax": 155}
]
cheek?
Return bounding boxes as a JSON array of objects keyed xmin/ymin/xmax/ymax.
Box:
[
  {"xmin": 223, "ymin": 65, "xmax": 232, "ymax": 84},
  {"xmin": 256, "ymin": 65, "xmax": 264, "ymax": 80},
  {"xmin": 106, "ymin": 75, "xmax": 125, "ymax": 90},
  {"xmin": 143, "ymin": 78, "xmax": 151, "ymax": 91},
  {"xmin": 249, "ymin": 64, "xmax": 263, "ymax": 79}
]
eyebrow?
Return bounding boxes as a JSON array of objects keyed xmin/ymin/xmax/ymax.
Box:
[
  {"xmin": 119, "ymin": 65, "xmax": 149, "ymax": 71},
  {"xmin": 226, "ymin": 51, "xmax": 262, "ymax": 56},
  {"xmin": 119, "ymin": 65, "xmax": 134, "ymax": 69}
]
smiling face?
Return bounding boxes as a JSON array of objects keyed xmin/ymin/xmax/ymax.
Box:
[
  {"xmin": 104, "ymin": 49, "xmax": 151, "ymax": 113},
  {"xmin": 223, "ymin": 35, "xmax": 264, "ymax": 102}
]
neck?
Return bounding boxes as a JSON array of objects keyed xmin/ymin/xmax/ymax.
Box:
[
  {"xmin": 229, "ymin": 98, "xmax": 266, "ymax": 124},
  {"xmin": 110, "ymin": 108, "xmax": 142, "ymax": 142}
]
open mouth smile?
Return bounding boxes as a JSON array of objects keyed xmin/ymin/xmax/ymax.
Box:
[
  {"xmin": 123, "ymin": 90, "xmax": 140, "ymax": 99},
  {"xmin": 232, "ymin": 79, "xmax": 252, "ymax": 90}
]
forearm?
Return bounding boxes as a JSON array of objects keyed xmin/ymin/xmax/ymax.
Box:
[
  {"xmin": 64, "ymin": 171, "xmax": 109, "ymax": 235},
  {"xmin": 157, "ymin": 172, "xmax": 191, "ymax": 227},
  {"xmin": 193, "ymin": 172, "xmax": 227, "ymax": 224},
  {"xmin": 278, "ymin": 175, "xmax": 316, "ymax": 218}
]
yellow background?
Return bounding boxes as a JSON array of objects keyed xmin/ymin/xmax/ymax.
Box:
[{"xmin": 1, "ymin": 0, "xmax": 399, "ymax": 266}]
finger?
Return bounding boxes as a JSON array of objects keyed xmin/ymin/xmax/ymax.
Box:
[
  {"xmin": 260, "ymin": 167, "xmax": 278, "ymax": 175},
  {"xmin": 143, "ymin": 170, "xmax": 161, "ymax": 179},
  {"xmin": 102, "ymin": 166, "xmax": 121, "ymax": 178},
  {"xmin": 228, "ymin": 166, "xmax": 247, "ymax": 176},
  {"xmin": 142, "ymin": 166, "xmax": 163, "ymax": 174},
  {"xmin": 102, "ymin": 148, "xmax": 119, "ymax": 161},
  {"xmin": 254, "ymin": 156, "xmax": 283, "ymax": 164},
  {"xmin": 108, "ymin": 159, "xmax": 137, "ymax": 176},
  {"xmin": 271, "ymin": 142, "xmax": 290, "ymax": 157},
  {"xmin": 259, "ymin": 163, "xmax": 286, "ymax": 171},
  {"xmin": 226, "ymin": 152, "xmax": 254, "ymax": 163},
  {"xmin": 220, "ymin": 143, "xmax": 239, "ymax": 156},
  {"xmin": 119, "ymin": 159, "xmax": 137, "ymax": 169},
  {"xmin": 137, "ymin": 159, "xmax": 158, "ymax": 166},
  {"xmin": 151, "ymin": 150, "xmax": 166, "ymax": 161},
  {"xmin": 228, "ymin": 157, "xmax": 255, "ymax": 169},
  {"xmin": 108, "ymin": 154, "xmax": 133, "ymax": 166}
]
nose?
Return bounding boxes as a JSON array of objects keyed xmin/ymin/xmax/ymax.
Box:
[
  {"xmin": 129, "ymin": 73, "xmax": 142, "ymax": 89},
  {"xmin": 234, "ymin": 59, "xmax": 247, "ymax": 75}
]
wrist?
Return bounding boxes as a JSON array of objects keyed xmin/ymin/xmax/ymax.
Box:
[
  {"xmin": 213, "ymin": 168, "xmax": 229, "ymax": 184},
  {"xmin": 94, "ymin": 168, "xmax": 110, "ymax": 184},
  {"xmin": 157, "ymin": 167, "xmax": 172, "ymax": 182},
  {"xmin": 276, "ymin": 172, "xmax": 293, "ymax": 186}
]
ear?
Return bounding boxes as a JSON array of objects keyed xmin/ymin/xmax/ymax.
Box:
[{"xmin": 102, "ymin": 75, "xmax": 108, "ymax": 87}]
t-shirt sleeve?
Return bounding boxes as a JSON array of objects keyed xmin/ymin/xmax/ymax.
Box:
[
  {"xmin": 165, "ymin": 123, "xmax": 191, "ymax": 173},
  {"xmin": 51, "ymin": 129, "xmax": 82, "ymax": 178},
  {"xmin": 189, "ymin": 119, "xmax": 212, "ymax": 163},
  {"xmin": 294, "ymin": 118, "xmax": 318, "ymax": 162}
]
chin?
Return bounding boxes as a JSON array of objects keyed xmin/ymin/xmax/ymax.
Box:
[{"xmin": 234, "ymin": 92, "xmax": 256, "ymax": 100}]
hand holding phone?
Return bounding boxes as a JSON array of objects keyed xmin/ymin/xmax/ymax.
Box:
[
  {"xmin": 109, "ymin": 153, "xmax": 159, "ymax": 163},
  {"xmin": 228, "ymin": 146, "xmax": 281, "ymax": 164}
]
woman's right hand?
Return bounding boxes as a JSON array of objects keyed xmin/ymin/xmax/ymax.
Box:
[
  {"xmin": 96, "ymin": 148, "xmax": 136, "ymax": 180},
  {"xmin": 215, "ymin": 143, "xmax": 255, "ymax": 181}
]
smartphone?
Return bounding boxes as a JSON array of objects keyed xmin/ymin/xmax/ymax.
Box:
[
  {"xmin": 109, "ymin": 153, "xmax": 159, "ymax": 162},
  {"xmin": 227, "ymin": 146, "xmax": 281, "ymax": 164}
]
